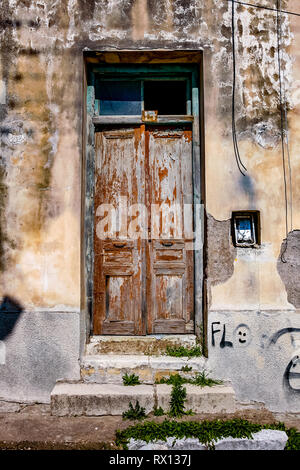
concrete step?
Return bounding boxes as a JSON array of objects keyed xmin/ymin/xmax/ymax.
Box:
[
  {"xmin": 80, "ymin": 354, "xmax": 208, "ymax": 384},
  {"xmin": 50, "ymin": 382, "xmax": 236, "ymax": 417},
  {"xmin": 51, "ymin": 383, "xmax": 155, "ymax": 417},
  {"xmin": 86, "ymin": 335, "xmax": 197, "ymax": 356}
]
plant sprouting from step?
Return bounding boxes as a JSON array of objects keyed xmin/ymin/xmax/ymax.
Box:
[
  {"xmin": 169, "ymin": 381, "xmax": 187, "ymax": 418},
  {"xmin": 122, "ymin": 373, "xmax": 141, "ymax": 386},
  {"xmin": 192, "ymin": 371, "xmax": 223, "ymax": 387},
  {"xmin": 181, "ymin": 365, "xmax": 192, "ymax": 372},
  {"xmin": 122, "ymin": 401, "xmax": 146, "ymax": 420},
  {"xmin": 156, "ymin": 371, "xmax": 223, "ymax": 388},
  {"xmin": 165, "ymin": 345, "xmax": 202, "ymax": 357},
  {"xmin": 153, "ymin": 406, "xmax": 165, "ymax": 416}
]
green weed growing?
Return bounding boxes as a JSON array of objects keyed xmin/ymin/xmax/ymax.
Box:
[
  {"xmin": 153, "ymin": 406, "xmax": 165, "ymax": 416},
  {"xmin": 122, "ymin": 401, "xmax": 146, "ymax": 421},
  {"xmin": 181, "ymin": 365, "xmax": 192, "ymax": 372},
  {"xmin": 115, "ymin": 418, "xmax": 300, "ymax": 450},
  {"xmin": 169, "ymin": 382, "xmax": 187, "ymax": 418},
  {"xmin": 165, "ymin": 345, "xmax": 202, "ymax": 357},
  {"xmin": 122, "ymin": 373, "xmax": 141, "ymax": 386},
  {"xmin": 156, "ymin": 371, "xmax": 222, "ymax": 388}
]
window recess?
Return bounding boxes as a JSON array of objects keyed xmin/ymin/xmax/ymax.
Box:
[{"xmin": 93, "ymin": 73, "xmax": 193, "ymax": 123}]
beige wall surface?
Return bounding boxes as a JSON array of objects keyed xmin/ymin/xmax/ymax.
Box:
[{"xmin": 0, "ymin": 0, "xmax": 298, "ymax": 312}]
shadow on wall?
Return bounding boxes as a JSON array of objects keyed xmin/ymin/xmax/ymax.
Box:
[
  {"xmin": 239, "ymin": 173, "xmax": 255, "ymax": 206},
  {"xmin": 0, "ymin": 296, "xmax": 23, "ymax": 341}
]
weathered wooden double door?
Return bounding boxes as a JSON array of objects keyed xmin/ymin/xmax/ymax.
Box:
[{"xmin": 93, "ymin": 125, "xmax": 194, "ymax": 335}]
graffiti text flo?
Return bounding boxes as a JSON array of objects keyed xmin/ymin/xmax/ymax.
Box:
[
  {"xmin": 211, "ymin": 322, "xmax": 252, "ymax": 348},
  {"xmin": 95, "ymin": 198, "xmax": 204, "ymax": 250},
  {"xmin": 211, "ymin": 321, "xmax": 300, "ymax": 395}
]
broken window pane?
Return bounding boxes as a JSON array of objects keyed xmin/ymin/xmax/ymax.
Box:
[{"xmin": 144, "ymin": 81, "xmax": 187, "ymax": 115}]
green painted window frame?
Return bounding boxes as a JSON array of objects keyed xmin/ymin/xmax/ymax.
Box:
[{"xmin": 87, "ymin": 64, "xmax": 199, "ymax": 121}]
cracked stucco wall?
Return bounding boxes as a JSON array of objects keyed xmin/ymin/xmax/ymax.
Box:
[
  {"xmin": 205, "ymin": 0, "xmax": 297, "ymax": 313},
  {"xmin": 0, "ymin": 0, "xmax": 299, "ymax": 409},
  {"xmin": 0, "ymin": 0, "xmax": 296, "ymax": 312}
]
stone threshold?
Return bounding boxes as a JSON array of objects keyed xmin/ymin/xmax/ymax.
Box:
[{"xmin": 86, "ymin": 334, "xmax": 198, "ymax": 356}]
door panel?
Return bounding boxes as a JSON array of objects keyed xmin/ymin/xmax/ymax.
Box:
[
  {"xmin": 146, "ymin": 128, "xmax": 194, "ymax": 334},
  {"xmin": 93, "ymin": 125, "xmax": 194, "ymax": 335},
  {"xmin": 93, "ymin": 128, "xmax": 145, "ymax": 335}
]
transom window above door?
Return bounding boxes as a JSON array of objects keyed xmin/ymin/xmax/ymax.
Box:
[
  {"xmin": 95, "ymin": 79, "xmax": 189, "ymax": 116},
  {"xmin": 92, "ymin": 64, "xmax": 196, "ymax": 117}
]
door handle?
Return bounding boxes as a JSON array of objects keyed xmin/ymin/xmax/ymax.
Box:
[{"xmin": 113, "ymin": 242, "xmax": 126, "ymax": 248}]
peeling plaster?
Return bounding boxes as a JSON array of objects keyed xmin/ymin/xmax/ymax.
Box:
[
  {"xmin": 211, "ymin": 0, "xmax": 293, "ymax": 143},
  {"xmin": 277, "ymin": 230, "xmax": 300, "ymax": 309},
  {"xmin": 206, "ymin": 214, "xmax": 236, "ymax": 287}
]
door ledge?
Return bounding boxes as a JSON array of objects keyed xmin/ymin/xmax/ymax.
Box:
[{"xmin": 86, "ymin": 334, "xmax": 197, "ymax": 356}]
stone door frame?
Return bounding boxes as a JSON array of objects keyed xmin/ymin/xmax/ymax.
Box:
[{"xmin": 82, "ymin": 50, "xmax": 206, "ymax": 346}]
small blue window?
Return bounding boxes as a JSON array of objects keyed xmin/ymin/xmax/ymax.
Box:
[
  {"xmin": 96, "ymin": 80, "xmax": 142, "ymax": 115},
  {"xmin": 236, "ymin": 219, "xmax": 251, "ymax": 232}
]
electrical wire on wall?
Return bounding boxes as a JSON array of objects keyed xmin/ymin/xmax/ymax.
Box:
[
  {"xmin": 281, "ymin": 0, "xmax": 294, "ymax": 253},
  {"xmin": 227, "ymin": 0, "xmax": 300, "ymax": 18},
  {"xmin": 231, "ymin": 0, "xmax": 248, "ymax": 176},
  {"xmin": 276, "ymin": 0, "xmax": 293, "ymax": 263},
  {"xmin": 228, "ymin": 0, "xmax": 295, "ymax": 262}
]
